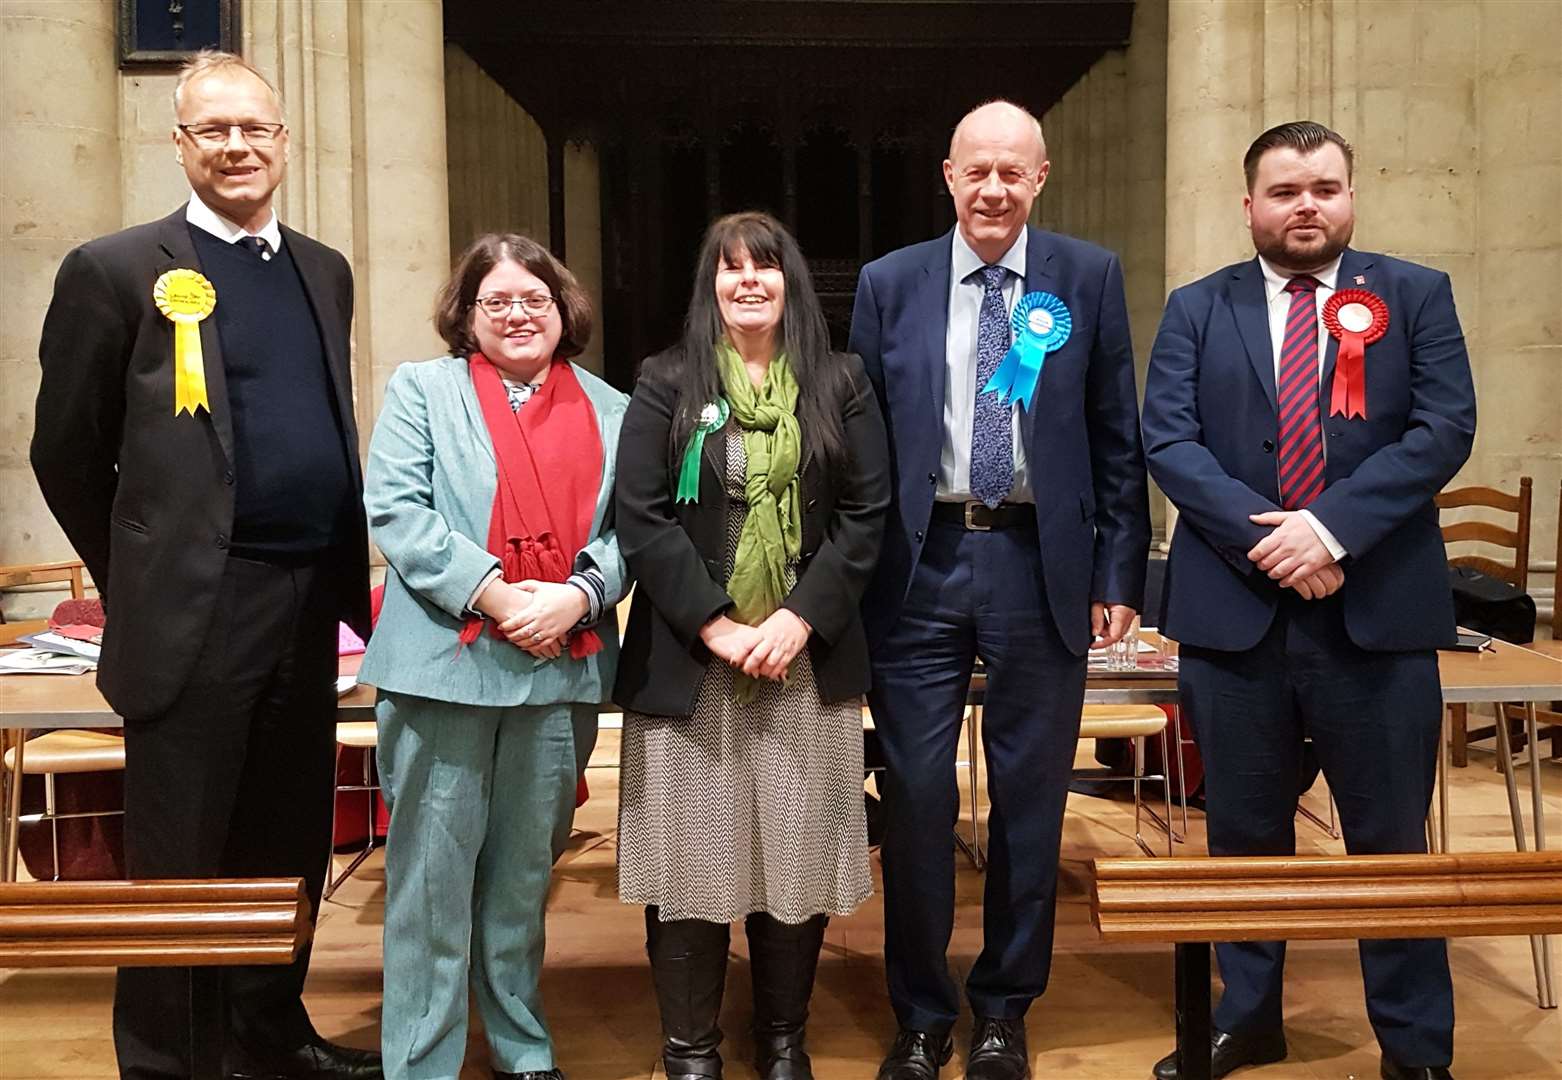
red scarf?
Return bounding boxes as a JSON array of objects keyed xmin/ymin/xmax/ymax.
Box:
[{"xmin": 460, "ymin": 353, "xmax": 604, "ymax": 660}]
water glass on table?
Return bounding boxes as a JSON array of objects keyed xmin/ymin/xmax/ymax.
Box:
[{"xmin": 1106, "ymin": 615, "xmax": 1141, "ymax": 672}]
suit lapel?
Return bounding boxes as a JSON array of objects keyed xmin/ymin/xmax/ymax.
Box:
[
  {"xmin": 283, "ymin": 225, "xmax": 360, "ymax": 466},
  {"xmin": 155, "ymin": 209, "xmax": 235, "ymax": 467},
  {"xmin": 1227, "ymin": 258, "xmax": 1278, "ymax": 412},
  {"xmin": 1019, "ymin": 227, "xmax": 1054, "ymax": 449},
  {"xmin": 1319, "ymin": 248, "xmax": 1373, "ymax": 415}
]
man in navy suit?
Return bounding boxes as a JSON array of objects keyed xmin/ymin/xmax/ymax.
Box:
[
  {"xmin": 849, "ymin": 100, "xmax": 1150, "ymax": 1080},
  {"xmin": 1142, "ymin": 121, "xmax": 1474, "ymax": 1080}
]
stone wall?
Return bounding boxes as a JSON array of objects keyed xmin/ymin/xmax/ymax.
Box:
[
  {"xmin": 1036, "ymin": 0, "xmax": 1170, "ymax": 533},
  {"xmin": 2, "ymin": 1, "xmax": 1555, "ymax": 620},
  {"xmin": 1163, "ymin": 0, "xmax": 1562, "ymax": 626},
  {"xmin": 443, "ymin": 44, "xmax": 606, "ymax": 375},
  {"xmin": 0, "ymin": 0, "xmax": 451, "ymax": 614}
]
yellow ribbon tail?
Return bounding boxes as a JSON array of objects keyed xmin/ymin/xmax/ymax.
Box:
[{"xmin": 173, "ymin": 321, "xmax": 209, "ymax": 416}]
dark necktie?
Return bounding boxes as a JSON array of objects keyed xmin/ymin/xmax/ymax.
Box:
[
  {"xmin": 969, "ymin": 264, "xmax": 1013, "ymax": 509},
  {"xmin": 238, "ymin": 236, "xmax": 272, "ymax": 261},
  {"xmin": 1276, "ymin": 275, "xmax": 1325, "ymax": 509}
]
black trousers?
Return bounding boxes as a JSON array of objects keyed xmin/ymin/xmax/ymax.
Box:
[
  {"xmin": 1180, "ymin": 593, "xmax": 1454, "ymax": 1068},
  {"xmin": 113, "ymin": 556, "xmax": 340, "ymax": 1079}
]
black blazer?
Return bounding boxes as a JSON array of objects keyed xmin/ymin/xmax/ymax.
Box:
[
  {"xmin": 612, "ymin": 349, "xmax": 891, "ymax": 717},
  {"xmin": 30, "ymin": 206, "xmax": 371, "ymax": 719}
]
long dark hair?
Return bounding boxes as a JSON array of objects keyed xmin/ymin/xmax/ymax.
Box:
[{"xmin": 665, "ymin": 211, "xmax": 848, "ymax": 469}]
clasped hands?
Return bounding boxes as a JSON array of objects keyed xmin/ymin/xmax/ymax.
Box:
[
  {"xmin": 475, "ymin": 578, "xmax": 589, "ymax": 660},
  {"xmin": 700, "ymin": 609, "xmax": 811, "ymax": 682},
  {"xmin": 1247, "ymin": 510, "xmax": 1345, "ymax": 600}
]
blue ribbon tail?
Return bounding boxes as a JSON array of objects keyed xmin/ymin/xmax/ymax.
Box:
[
  {"xmin": 987, "ymin": 339, "xmax": 1045, "ymax": 411},
  {"xmin": 983, "ymin": 344, "xmax": 1025, "ymax": 405}
]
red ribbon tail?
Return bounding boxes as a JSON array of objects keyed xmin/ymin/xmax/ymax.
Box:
[{"xmin": 1331, "ymin": 333, "xmax": 1368, "ymax": 419}]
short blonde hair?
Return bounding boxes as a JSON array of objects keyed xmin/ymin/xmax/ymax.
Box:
[{"xmin": 172, "ymin": 50, "xmax": 284, "ymax": 119}]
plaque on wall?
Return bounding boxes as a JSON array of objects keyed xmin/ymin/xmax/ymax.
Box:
[{"xmin": 118, "ymin": 0, "xmax": 240, "ymax": 68}]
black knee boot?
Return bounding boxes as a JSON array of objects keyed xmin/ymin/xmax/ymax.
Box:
[
  {"xmin": 646, "ymin": 906, "xmax": 731, "ymax": 1080},
  {"xmin": 745, "ymin": 912, "xmax": 828, "ymax": 1080}
]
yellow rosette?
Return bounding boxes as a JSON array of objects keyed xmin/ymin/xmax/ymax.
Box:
[{"xmin": 153, "ymin": 269, "xmax": 217, "ymax": 416}]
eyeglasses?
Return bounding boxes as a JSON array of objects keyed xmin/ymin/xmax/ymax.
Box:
[
  {"xmin": 178, "ymin": 123, "xmax": 287, "ymax": 148},
  {"xmin": 475, "ymin": 294, "xmax": 556, "ymax": 318}
]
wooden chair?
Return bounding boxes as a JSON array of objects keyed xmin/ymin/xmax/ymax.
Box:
[
  {"xmin": 1, "ymin": 730, "xmax": 125, "ymax": 880},
  {"xmin": 325, "ymin": 721, "xmax": 380, "ymax": 899},
  {"xmin": 1501, "ymin": 478, "xmax": 1562, "ymax": 759},
  {"xmin": 0, "ymin": 877, "xmax": 311, "ymax": 1075},
  {"xmin": 1091, "ymin": 852, "xmax": 1562, "ymax": 1078},
  {"xmin": 0, "ymin": 559, "xmax": 89, "ymax": 643},
  {"xmin": 1074, "ymin": 705, "xmax": 1175, "ymax": 856},
  {"xmin": 1437, "ymin": 477, "xmax": 1533, "ymax": 765}
]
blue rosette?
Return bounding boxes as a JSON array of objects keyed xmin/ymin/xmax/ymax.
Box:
[{"xmin": 982, "ymin": 291, "xmax": 1072, "ymax": 411}]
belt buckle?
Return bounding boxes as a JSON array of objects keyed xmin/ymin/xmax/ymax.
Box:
[{"xmin": 964, "ymin": 501, "xmax": 992, "ymax": 531}]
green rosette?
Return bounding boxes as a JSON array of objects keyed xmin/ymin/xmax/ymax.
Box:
[{"xmin": 675, "ymin": 396, "xmax": 730, "ymax": 503}]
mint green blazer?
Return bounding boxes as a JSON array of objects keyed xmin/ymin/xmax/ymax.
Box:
[{"xmin": 358, "ymin": 355, "xmax": 629, "ymax": 707}]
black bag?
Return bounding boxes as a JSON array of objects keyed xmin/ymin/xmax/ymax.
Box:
[{"xmin": 1448, "ymin": 566, "xmax": 1535, "ymax": 645}]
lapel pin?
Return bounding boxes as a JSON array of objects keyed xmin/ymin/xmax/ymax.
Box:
[{"xmin": 1353, "ymin": 275, "xmax": 1366, "ymax": 285}]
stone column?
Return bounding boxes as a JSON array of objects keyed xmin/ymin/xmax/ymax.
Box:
[
  {"xmin": 0, "ymin": 2, "xmax": 120, "ymax": 570},
  {"xmin": 1159, "ymin": 1, "xmax": 1266, "ymax": 539},
  {"xmin": 348, "ymin": 0, "xmax": 451, "ymax": 430},
  {"xmin": 1163, "ymin": 0, "xmax": 1263, "ymax": 292},
  {"xmin": 564, "ymin": 141, "xmax": 605, "ymax": 376}
]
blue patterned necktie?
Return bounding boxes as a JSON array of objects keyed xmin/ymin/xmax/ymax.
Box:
[{"xmin": 969, "ymin": 264, "xmax": 1013, "ymax": 508}]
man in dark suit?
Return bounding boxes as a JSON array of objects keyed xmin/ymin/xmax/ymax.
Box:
[
  {"xmin": 1142, "ymin": 121, "xmax": 1475, "ymax": 1080},
  {"xmin": 30, "ymin": 52, "xmax": 378, "ymax": 1080},
  {"xmin": 849, "ymin": 100, "xmax": 1150, "ymax": 1080}
]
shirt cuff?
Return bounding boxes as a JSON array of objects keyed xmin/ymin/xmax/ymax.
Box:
[
  {"xmin": 567, "ymin": 568, "xmax": 606, "ymax": 627},
  {"xmin": 465, "ymin": 567, "xmax": 502, "ymax": 617},
  {"xmin": 1299, "ymin": 509, "xmax": 1347, "ymax": 562}
]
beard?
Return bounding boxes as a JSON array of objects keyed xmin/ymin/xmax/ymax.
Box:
[{"xmin": 1253, "ymin": 218, "xmax": 1353, "ymax": 273}]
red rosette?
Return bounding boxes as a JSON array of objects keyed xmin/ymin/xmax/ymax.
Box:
[{"xmin": 1322, "ymin": 288, "xmax": 1388, "ymax": 419}]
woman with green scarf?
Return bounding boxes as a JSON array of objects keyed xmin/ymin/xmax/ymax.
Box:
[{"xmin": 614, "ymin": 211, "xmax": 890, "ymax": 1080}]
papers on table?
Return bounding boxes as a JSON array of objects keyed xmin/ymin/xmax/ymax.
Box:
[
  {"xmin": 0, "ymin": 649, "xmax": 97, "ymax": 676},
  {"xmin": 0, "ymin": 630, "xmax": 102, "ymax": 675},
  {"xmin": 19, "ymin": 632, "xmax": 101, "ymax": 661}
]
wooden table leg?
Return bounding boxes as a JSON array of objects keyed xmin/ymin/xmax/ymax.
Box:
[
  {"xmin": 2, "ymin": 728, "xmax": 24, "ymax": 883},
  {"xmin": 1175, "ymin": 942, "xmax": 1213, "ymax": 1080},
  {"xmin": 1524, "ymin": 703, "xmax": 1555, "ymax": 1008}
]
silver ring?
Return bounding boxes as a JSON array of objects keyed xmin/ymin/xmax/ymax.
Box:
[{"xmin": 533, "ymin": 630, "xmax": 543, "ymax": 641}]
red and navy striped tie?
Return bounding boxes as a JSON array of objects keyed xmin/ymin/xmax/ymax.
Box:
[{"xmin": 1276, "ymin": 275, "xmax": 1325, "ymax": 509}]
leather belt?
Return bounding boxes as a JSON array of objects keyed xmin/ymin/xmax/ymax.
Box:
[{"xmin": 930, "ymin": 500, "xmax": 1035, "ymax": 532}]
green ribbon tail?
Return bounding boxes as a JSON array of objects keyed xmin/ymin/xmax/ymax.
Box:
[{"xmin": 676, "ymin": 428, "xmax": 706, "ymax": 503}]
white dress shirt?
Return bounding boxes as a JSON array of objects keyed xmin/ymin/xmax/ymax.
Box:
[
  {"xmin": 185, "ymin": 192, "xmax": 284, "ymax": 255},
  {"xmin": 940, "ymin": 228, "xmax": 1031, "ymax": 503},
  {"xmin": 1257, "ymin": 254, "xmax": 1346, "ymax": 560}
]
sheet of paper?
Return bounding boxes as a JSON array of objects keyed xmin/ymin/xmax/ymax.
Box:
[{"xmin": 0, "ymin": 650, "xmax": 97, "ymax": 675}]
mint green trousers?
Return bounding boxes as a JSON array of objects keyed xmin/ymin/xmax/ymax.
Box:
[{"xmin": 376, "ymin": 691, "xmax": 596, "ymax": 1079}]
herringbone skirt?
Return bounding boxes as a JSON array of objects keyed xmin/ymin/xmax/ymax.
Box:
[{"xmin": 617, "ymin": 429, "xmax": 871, "ymax": 924}]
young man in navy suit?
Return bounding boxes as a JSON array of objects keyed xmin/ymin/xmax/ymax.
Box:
[
  {"xmin": 849, "ymin": 100, "xmax": 1150, "ymax": 1080},
  {"xmin": 1142, "ymin": 122, "xmax": 1475, "ymax": 1080}
]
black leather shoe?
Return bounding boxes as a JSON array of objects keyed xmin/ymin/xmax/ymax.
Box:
[
  {"xmin": 494, "ymin": 1071, "xmax": 564, "ymax": 1080},
  {"xmin": 876, "ymin": 1029, "xmax": 954, "ymax": 1080},
  {"xmin": 1380, "ymin": 1059, "xmax": 1453, "ymax": 1080},
  {"xmin": 228, "ymin": 1036, "xmax": 384, "ymax": 1079},
  {"xmin": 966, "ymin": 1017, "xmax": 1029, "ymax": 1080},
  {"xmin": 1150, "ymin": 1027, "xmax": 1286, "ymax": 1080}
]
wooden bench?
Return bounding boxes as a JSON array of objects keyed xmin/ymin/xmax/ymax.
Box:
[
  {"xmin": 1091, "ymin": 853, "xmax": 1562, "ymax": 1080},
  {"xmin": 0, "ymin": 878, "xmax": 311, "ymax": 1075}
]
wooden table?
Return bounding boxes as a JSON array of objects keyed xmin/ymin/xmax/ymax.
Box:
[{"xmin": 5, "ymin": 636, "xmax": 1560, "ymax": 1000}]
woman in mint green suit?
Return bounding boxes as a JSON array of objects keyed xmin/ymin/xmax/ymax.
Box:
[{"xmin": 359, "ymin": 233, "xmax": 627, "ymax": 1080}]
